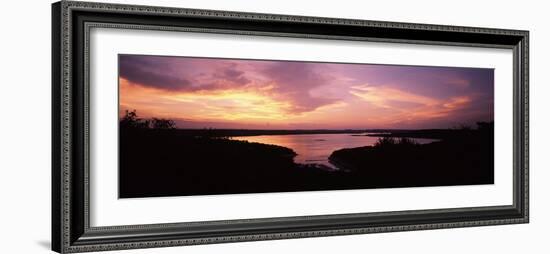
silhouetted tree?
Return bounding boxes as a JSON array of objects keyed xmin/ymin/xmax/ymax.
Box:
[
  {"xmin": 374, "ymin": 137, "xmax": 418, "ymax": 148},
  {"xmin": 397, "ymin": 137, "xmax": 418, "ymax": 146},
  {"xmin": 120, "ymin": 110, "xmax": 150, "ymax": 129},
  {"xmin": 151, "ymin": 118, "xmax": 176, "ymax": 129},
  {"xmin": 452, "ymin": 123, "xmax": 472, "ymax": 131},
  {"xmin": 120, "ymin": 110, "xmax": 178, "ymax": 130},
  {"xmin": 476, "ymin": 121, "xmax": 494, "ymax": 131},
  {"xmin": 374, "ymin": 137, "xmax": 397, "ymax": 147}
]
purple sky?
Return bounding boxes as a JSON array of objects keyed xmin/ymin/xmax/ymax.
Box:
[{"xmin": 119, "ymin": 54, "xmax": 494, "ymax": 129}]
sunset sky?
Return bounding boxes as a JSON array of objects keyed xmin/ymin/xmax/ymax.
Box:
[{"xmin": 119, "ymin": 54, "xmax": 494, "ymax": 129}]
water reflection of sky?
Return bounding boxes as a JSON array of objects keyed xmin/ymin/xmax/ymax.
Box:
[{"xmin": 232, "ymin": 133, "xmax": 437, "ymax": 169}]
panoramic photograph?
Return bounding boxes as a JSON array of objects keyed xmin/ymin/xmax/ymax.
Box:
[{"xmin": 118, "ymin": 54, "xmax": 494, "ymax": 198}]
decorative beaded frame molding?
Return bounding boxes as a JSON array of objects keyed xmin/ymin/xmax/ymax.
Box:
[{"xmin": 52, "ymin": 1, "xmax": 529, "ymax": 253}]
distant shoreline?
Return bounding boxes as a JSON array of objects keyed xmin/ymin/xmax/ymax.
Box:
[{"xmin": 169, "ymin": 128, "xmax": 451, "ymax": 139}]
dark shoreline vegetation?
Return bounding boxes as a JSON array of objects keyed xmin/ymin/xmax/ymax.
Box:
[{"xmin": 119, "ymin": 111, "xmax": 494, "ymax": 198}]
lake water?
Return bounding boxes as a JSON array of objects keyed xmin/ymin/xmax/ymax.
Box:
[{"xmin": 232, "ymin": 133, "xmax": 437, "ymax": 170}]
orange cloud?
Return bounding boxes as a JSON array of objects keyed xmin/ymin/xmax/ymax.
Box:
[
  {"xmin": 120, "ymin": 78, "xmax": 329, "ymax": 125},
  {"xmin": 443, "ymin": 96, "xmax": 471, "ymax": 109},
  {"xmin": 350, "ymin": 84, "xmax": 439, "ymax": 108},
  {"xmin": 350, "ymin": 84, "xmax": 473, "ymax": 124}
]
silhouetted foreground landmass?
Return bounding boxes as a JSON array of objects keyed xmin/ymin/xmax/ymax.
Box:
[
  {"xmin": 120, "ymin": 128, "xmax": 348, "ymax": 198},
  {"xmin": 119, "ymin": 111, "xmax": 494, "ymax": 198},
  {"xmin": 329, "ymin": 123, "xmax": 494, "ymax": 188}
]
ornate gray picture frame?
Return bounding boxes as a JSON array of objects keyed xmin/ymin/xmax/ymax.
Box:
[{"xmin": 52, "ymin": 1, "xmax": 529, "ymax": 253}]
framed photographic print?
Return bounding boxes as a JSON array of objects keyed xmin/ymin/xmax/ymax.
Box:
[{"xmin": 52, "ymin": 1, "xmax": 529, "ymax": 253}]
